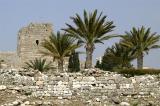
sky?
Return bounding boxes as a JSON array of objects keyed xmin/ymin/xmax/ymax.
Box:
[{"xmin": 0, "ymin": 0, "xmax": 160, "ymax": 68}]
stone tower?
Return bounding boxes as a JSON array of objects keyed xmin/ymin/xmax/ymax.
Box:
[{"xmin": 17, "ymin": 23, "xmax": 53, "ymax": 64}]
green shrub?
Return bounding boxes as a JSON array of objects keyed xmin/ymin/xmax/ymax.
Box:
[
  {"xmin": 116, "ymin": 68, "xmax": 160, "ymax": 77},
  {"xmin": 99, "ymin": 43, "xmax": 135, "ymax": 71},
  {"xmin": 23, "ymin": 58, "xmax": 55, "ymax": 72},
  {"xmin": 68, "ymin": 51, "xmax": 80, "ymax": 72},
  {"xmin": 95, "ymin": 60, "xmax": 102, "ymax": 69},
  {"xmin": 0, "ymin": 60, "xmax": 4, "ymax": 69}
]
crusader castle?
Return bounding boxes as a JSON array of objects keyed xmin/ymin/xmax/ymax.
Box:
[{"xmin": 0, "ymin": 23, "xmax": 57, "ymax": 68}]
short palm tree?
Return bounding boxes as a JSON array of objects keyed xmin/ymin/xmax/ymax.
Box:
[
  {"xmin": 63, "ymin": 9, "xmax": 116, "ymax": 69},
  {"xmin": 24, "ymin": 58, "xmax": 54, "ymax": 72},
  {"xmin": 102, "ymin": 43, "xmax": 135, "ymax": 70},
  {"xmin": 41, "ymin": 32, "xmax": 80, "ymax": 72},
  {"xmin": 120, "ymin": 26, "xmax": 160, "ymax": 69}
]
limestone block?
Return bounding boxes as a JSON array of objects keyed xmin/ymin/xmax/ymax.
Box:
[
  {"xmin": 131, "ymin": 78, "xmax": 136, "ymax": 83},
  {"xmin": 58, "ymin": 96, "xmax": 63, "ymax": 99},
  {"xmin": 111, "ymin": 97, "xmax": 121, "ymax": 104},
  {"xmin": 105, "ymin": 84, "xmax": 117, "ymax": 89},
  {"xmin": 12, "ymin": 100, "xmax": 20, "ymax": 105},
  {"xmin": 44, "ymin": 93, "xmax": 51, "ymax": 97},
  {"xmin": 0, "ymin": 85, "xmax": 6, "ymax": 90},
  {"xmin": 43, "ymin": 101, "xmax": 52, "ymax": 105},
  {"xmin": 120, "ymin": 84, "xmax": 134, "ymax": 89},
  {"xmin": 35, "ymin": 101, "xmax": 43, "ymax": 105},
  {"xmin": 73, "ymin": 83, "xmax": 81, "ymax": 89},
  {"xmin": 82, "ymin": 76, "xmax": 96, "ymax": 82},
  {"xmin": 120, "ymin": 102, "xmax": 130, "ymax": 106},
  {"xmin": 36, "ymin": 80, "xmax": 44, "ymax": 86},
  {"xmin": 20, "ymin": 104, "xmax": 25, "ymax": 106},
  {"xmin": 24, "ymin": 101, "xmax": 30, "ymax": 105}
]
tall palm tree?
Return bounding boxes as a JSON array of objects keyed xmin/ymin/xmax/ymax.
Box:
[
  {"xmin": 101, "ymin": 43, "xmax": 135, "ymax": 70},
  {"xmin": 41, "ymin": 32, "xmax": 80, "ymax": 72},
  {"xmin": 120, "ymin": 26, "xmax": 160, "ymax": 69},
  {"xmin": 63, "ymin": 9, "xmax": 115, "ymax": 69}
]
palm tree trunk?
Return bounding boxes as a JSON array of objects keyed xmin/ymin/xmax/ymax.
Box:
[
  {"xmin": 137, "ymin": 53, "xmax": 143, "ymax": 69},
  {"xmin": 58, "ymin": 59, "xmax": 64, "ymax": 72},
  {"xmin": 85, "ymin": 45, "xmax": 94, "ymax": 69}
]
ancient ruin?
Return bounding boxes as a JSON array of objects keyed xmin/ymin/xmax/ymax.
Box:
[
  {"xmin": 0, "ymin": 23, "xmax": 159, "ymax": 106},
  {"xmin": 0, "ymin": 23, "xmax": 53, "ymax": 68},
  {"xmin": 17, "ymin": 23, "xmax": 53, "ymax": 65},
  {"xmin": 0, "ymin": 69, "xmax": 159, "ymax": 105}
]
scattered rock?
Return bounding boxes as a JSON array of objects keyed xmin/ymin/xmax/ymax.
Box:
[
  {"xmin": 20, "ymin": 103, "xmax": 25, "ymax": 106},
  {"xmin": 36, "ymin": 80, "xmax": 44, "ymax": 86},
  {"xmin": 24, "ymin": 101, "xmax": 30, "ymax": 105},
  {"xmin": 0, "ymin": 69, "xmax": 159, "ymax": 106},
  {"xmin": 35, "ymin": 101, "xmax": 43, "ymax": 105},
  {"xmin": 120, "ymin": 102, "xmax": 130, "ymax": 106},
  {"xmin": 58, "ymin": 96, "xmax": 63, "ymax": 99},
  {"xmin": 111, "ymin": 97, "xmax": 121, "ymax": 104},
  {"xmin": 95, "ymin": 98, "xmax": 100, "ymax": 102},
  {"xmin": 12, "ymin": 100, "xmax": 20, "ymax": 106},
  {"xmin": 0, "ymin": 85, "xmax": 7, "ymax": 90}
]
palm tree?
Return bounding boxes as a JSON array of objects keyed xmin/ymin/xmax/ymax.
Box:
[
  {"xmin": 120, "ymin": 26, "xmax": 160, "ymax": 69},
  {"xmin": 101, "ymin": 43, "xmax": 135, "ymax": 70},
  {"xmin": 23, "ymin": 58, "xmax": 54, "ymax": 72},
  {"xmin": 63, "ymin": 9, "xmax": 115, "ymax": 69},
  {"xmin": 41, "ymin": 32, "xmax": 80, "ymax": 72}
]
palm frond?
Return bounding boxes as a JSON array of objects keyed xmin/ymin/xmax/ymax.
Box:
[
  {"xmin": 120, "ymin": 26, "xmax": 160, "ymax": 57},
  {"xmin": 41, "ymin": 31, "xmax": 80, "ymax": 64},
  {"xmin": 63, "ymin": 9, "xmax": 116, "ymax": 45},
  {"xmin": 23, "ymin": 58, "xmax": 55, "ymax": 72}
]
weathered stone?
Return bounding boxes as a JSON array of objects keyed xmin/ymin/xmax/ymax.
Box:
[
  {"xmin": 95, "ymin": 98, "xmax": 100, "ymax": 102},
  {"xmin": 35, "ymin": 101, "xmax": 43, "ymax": 105},
  {"xmin": 111, "ymin": 97, "xmax": 121, "ymax": 104},
  {"xmin": 36, "ymin": 81, "xmax": 44, "ymax": 86},
  {"xmin": 131, "ymin": 78, "xmax": 136, "ymax": 83},
  {"xmin": 0, "ymin": 69, "xmax": 160, "ymax": 106},
  {"xmin": 120, "ymin": 102, "xmax": 130, "ymax": 106},
  {"xmin": 43, "ymin": 101, "xmax": 52, "ymax": 105},
  {"xmin": 20, "ymin": 103, "xmax": 25, "ymax": 106},
  {"xmin": 24, "ymin": 101, "xmax": 30, "ymax": 105},
  {"xmin": 0, "ymin": 85, "xmax": 6, "ymax": 90},
  {"xmin": 12, "ymin": 100, "xmax": 20, "ymax": 106},
  {"xmin": 58, "ymin": 96, "xmax": 63, "ymax": 99}
]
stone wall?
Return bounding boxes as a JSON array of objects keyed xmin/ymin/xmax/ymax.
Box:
[
  {"xmin": 0, "ymin": 52, "xmax": 19, "ymax": 68},
  {"xmin": 0, "ymin": 69, "xmax": 159, "ymax": 106}
]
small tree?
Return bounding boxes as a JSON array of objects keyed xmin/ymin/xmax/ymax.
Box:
[
  {"xmin": 121, "ymin": 26, "xmax": 160, "ymax": 69},
  {"xmin": 68, "ymin": 51, "xmax": 80, "ymax": 72},
  {"xmin": 41, "ymin": 32, "xmax": 80, "ymax": 72},
  {"xmin": 95, "ymin": 60, "xmax": 102, "ymax": 69},
  {"xmin": 100, "ymin": 43, "xmax": 135, "ymax": 71}
]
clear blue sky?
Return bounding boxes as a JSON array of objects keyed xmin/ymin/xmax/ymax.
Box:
[{"xmin": 0, "ymin": 0, "xmax": 160, "ymax": 68}]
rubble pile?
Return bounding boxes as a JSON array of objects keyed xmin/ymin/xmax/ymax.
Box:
[{"xmin": 0, "ymin": 69, "xmax": 159, "ymax": 106}]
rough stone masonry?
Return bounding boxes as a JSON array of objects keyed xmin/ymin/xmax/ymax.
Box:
[
  {"xmin": 17, "ymin": 23, "xmax": 53, "ymax": 66},
  {"xmin": 0, "ymin": 69, "xmax": 159, "ymax": 106}
]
